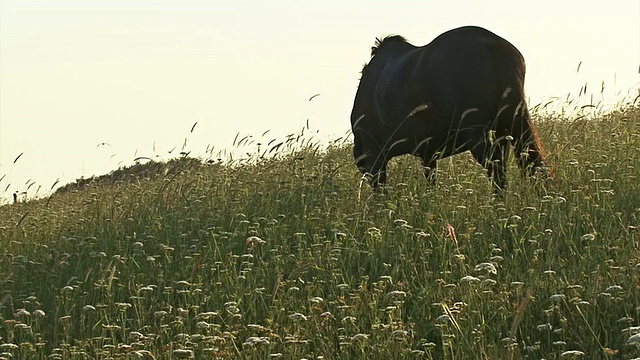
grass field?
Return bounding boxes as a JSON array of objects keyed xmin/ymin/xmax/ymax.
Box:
[{"xmin": 1, "ymin": 106, "xmax": 639, "ymax": 359}]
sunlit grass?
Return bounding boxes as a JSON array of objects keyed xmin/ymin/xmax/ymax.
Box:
[{"xmin": 0, "ymin": 105, "xmax": 639, "ymax": 359}]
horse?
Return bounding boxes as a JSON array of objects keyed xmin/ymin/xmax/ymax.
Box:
[{"xmin": 351, "ymin": 26, "xmax": 550, "ymax": 191}]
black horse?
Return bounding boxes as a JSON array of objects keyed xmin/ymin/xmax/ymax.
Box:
[{"xmin": 351, "ymin": 26, "xmax": 549, "ymax": 191}]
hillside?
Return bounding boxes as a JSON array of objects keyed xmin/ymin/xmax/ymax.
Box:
[{"xmin": 0, "ymin": 107, "xmax": 639, "ymax": 359}]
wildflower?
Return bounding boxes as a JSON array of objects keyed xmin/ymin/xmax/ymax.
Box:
[
  {"xmin": 289, "ymin": 313, "xmax": 307, "ymax": 321},
  {"xmin": 474, "ymin": 262, "xmax": 497, "ymax": 275},
  {"xmin": 14, "ymin": 323, "xmax": 30, "ymax": 330},
  {"xmin": 392, "ymin": 329, "xmax": 408, "ymax": 338},
  {"xmin": 617, "ymin": 317, "xmax": 634, "ymax": 324},
  {"xmin": 116, "ymin": 302, "xmax": 132, "ymax": 311},
  {"xmin": 393, "ymin": 219, "xmax": 408, "ymax": 227},
  {"xmin": 627, "ymin": 332, "xmax": 640, "ymax": 345},
  {"xmin": 341, "ymin": 316, "xmax": 357, "ymax": 323},
  {"xmin": 452, "ymin": 254, "xmax": 466, "ymax": 261},
  {"xmin": 554, "ymin": 197, "xmax": 567, "ymax": 204},
  {"xmin": 482, "ymin": 279, "xmax": 497, "ymax": 286},
  {"xmin": 605, "ymin": 285, "xmax": 623, "ymax": 293},
  {"xmin": 129, "ymin": 331, "xmax": 145, "ymax": 342},
  {"xmin": 133, "ymin": 350, "xmax": 153, "ymax": 358},
  {"xmin": 334, "ymin": 232, "xmax": 347, "ymax": 239},
  {"xmin": 351, "ymin": 333, "xmax": 369, "ymax": 342},
  {"xmin": 196, "ymin": 321, "xmax": 211, "ymax": 330},
  {"xmin": 537, "ymin": 323, "xmax": 552, "ymax": 331},
  {"xmin": 334, "ymin": 282, "xmax": 349, "ymax": 290},
  {"xmin": 560, "ymin": 350, "xmax": 584, "ymax": 357},
  {"xmin": 243, "ymin": 336, "xmax": 270, "ymax": 346},
  {"xmin": 196, "ymin": 311, "xmax": 218, "ymax": 320},
  {"xmin": 246, "ymin": 236, "xmax": 266, "ymax": 245},
  {"xmin": 14, "ymin": 309, "xmax": 30, "ymax": 318},
  {"xmin": 580, "ymin": 234, "xmax": 595, "ymax": 242},
  {"xmin": 459, "ymin": 276, "xmax": 481, "ymax": 284},
  {"xmin": 154, "ymin": 311, "xmax": 168, "ymax": 318},
  {"xmin": 622, "ymin": 326, "xmax": 640, "ymax": 334}
]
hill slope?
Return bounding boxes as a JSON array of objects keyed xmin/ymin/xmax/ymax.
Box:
[{"xmin": 1, "ymin": 107, "xmax": 639, "ymax": 359}]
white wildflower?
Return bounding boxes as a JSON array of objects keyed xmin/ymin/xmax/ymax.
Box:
[
  {"xmin": 351, "ymin": 333, "xmax": 369, "ymax": 342},
  {"xmin": 626, "ymin": 332, "xmax": 640, "ymax": 345},
  {"xmin": 243, "ymin": 336, "xmax": 270, "ymax": 346},
  {"xmin": 289, "ymin": 313, "xmax": 307, "ymax": 321},
  {"xmin": 459, "ymin": 276, "xmax": 481, "ymax": 284},
  {"xmin": 580, "ymin": 234, "xmax": 595, "ymax": 241},
  {"xmin": 537, "ymin": 323, "xmax": 552, "ymax": 331},
  {"xmin": 560, "ymin": 350, "xmax": 584, "ymax": 357},
  {"xmin": 474, "ymin": 262, "xmax": 497, "ymax": 274}
]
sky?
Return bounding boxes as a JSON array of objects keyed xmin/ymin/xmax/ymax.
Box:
[{"xmin": 1, "ymin": 0, "xmax": 639, "ymax": 202}]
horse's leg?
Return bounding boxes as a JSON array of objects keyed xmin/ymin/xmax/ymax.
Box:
[
  {"xmin": 371, "ymin": 159, "xmax": 388, "ymax": 192},
  {"xmin": 470, "ymin": 135, "xmax": 508, "ymax": 191},
  {"xmin": 422, "ymin": 157, "xmax": 437, "ymax": 186}
]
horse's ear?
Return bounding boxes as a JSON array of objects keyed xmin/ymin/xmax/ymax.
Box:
[{"xmin": 371, "ymin": 37, "xmax": 383, "ymax": 57}]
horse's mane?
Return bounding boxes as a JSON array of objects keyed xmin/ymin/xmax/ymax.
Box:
[
  {"xmin": 360, "ymin": 35, "xmax": 410, "ymax": 78},
  {"xmin": 371, "ymin": 35, "xmax": 408, "ymax": 57}
]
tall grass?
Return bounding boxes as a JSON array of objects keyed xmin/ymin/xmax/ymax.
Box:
[{"xmin": 0, "ymin": 105, "xmax": 639, "ymax": 359}]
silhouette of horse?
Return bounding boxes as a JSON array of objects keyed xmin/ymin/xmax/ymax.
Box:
[{"xmin": 351, "ymin": 26, "xmax": 550, "ymax": 191}]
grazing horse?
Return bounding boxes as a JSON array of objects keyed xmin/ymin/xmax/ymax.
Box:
[{"xmin": 351, "ymin": 26, "xmax": 549, "ymax": 191}]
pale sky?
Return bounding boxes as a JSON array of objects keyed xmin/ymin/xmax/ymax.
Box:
[{"xmin": 1, "ymin": 0, "xmax": 638, "ymax": 202}]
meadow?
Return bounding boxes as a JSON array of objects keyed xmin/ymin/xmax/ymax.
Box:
[{"xmin": 0, "ymin": 105, "xmax": 639, "ymax": 359}]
